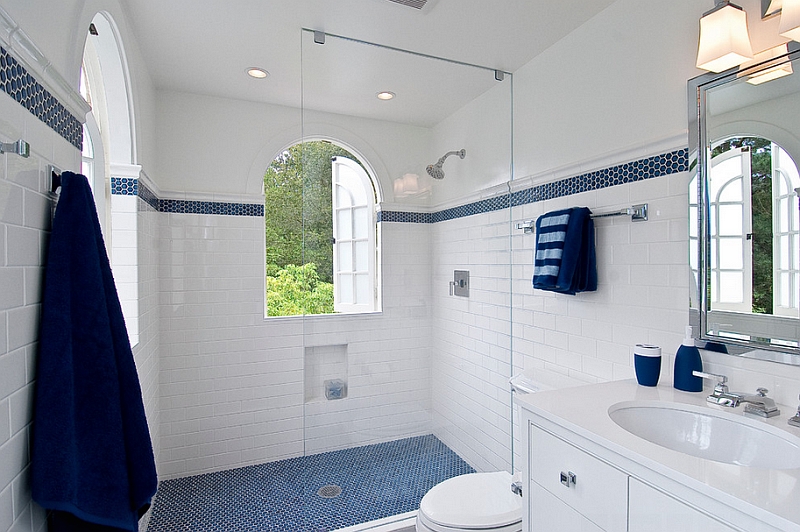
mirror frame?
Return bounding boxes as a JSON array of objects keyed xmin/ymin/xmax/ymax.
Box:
[{"xmin": 688, "ymin": 43, "xmax": 800, "ymax": 362}]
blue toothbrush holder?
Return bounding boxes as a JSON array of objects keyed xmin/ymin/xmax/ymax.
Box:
[{"xmin": 634, "ymin": 344, "xmax": 661, "ymax": 387}]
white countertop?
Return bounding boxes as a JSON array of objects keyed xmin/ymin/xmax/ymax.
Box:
[{"xmin": 516, "ymin": 379, "xmax": 800, "ymax": 531}]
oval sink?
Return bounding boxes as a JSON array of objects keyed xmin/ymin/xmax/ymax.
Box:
[{"xmin": 608, "ymin": 401, "xmax": 800, "ymax": 469}]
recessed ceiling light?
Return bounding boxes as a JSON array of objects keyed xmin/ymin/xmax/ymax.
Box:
[
  {"xmin": 376, "ymin": 91, "xmax": 395, "ymax": 100},
  {"xmin": 247, "ymin": 68, "xmax": 269, "ymax": 79}
]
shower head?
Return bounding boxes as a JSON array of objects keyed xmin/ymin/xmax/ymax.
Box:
[
  {"xmin": 426, "ymin": 164, "xmax": 445, "ymax": 180},
  {"xmin": 426, "ymin": 149, "xmax": 466, "ymax": 180}
]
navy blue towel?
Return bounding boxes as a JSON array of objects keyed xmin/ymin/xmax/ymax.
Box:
[
  {"xmin": 532, "ymin": 207, "xmax": 597, "ymax": 295},
  {"xmin": 31, "ymin": 172, "xmax": 157, "ymax": 531}
]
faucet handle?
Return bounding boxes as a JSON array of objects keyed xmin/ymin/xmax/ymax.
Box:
[
  {"xmin": 693, "ymin": 371, "xmax": 728, "ymax": 392},
  {"xmin": 755, "ymin": 387, "xmax": 769, "ymax": 397}
]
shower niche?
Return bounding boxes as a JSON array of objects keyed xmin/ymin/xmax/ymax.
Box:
[{"xmin": 304, "ymin": 344, "xmax": 348, "ymax": 403}]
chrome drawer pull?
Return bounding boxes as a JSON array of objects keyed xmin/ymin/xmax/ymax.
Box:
[{"xmin": 560, "ymin": 471, "xmax": 576, "ymax": 488}]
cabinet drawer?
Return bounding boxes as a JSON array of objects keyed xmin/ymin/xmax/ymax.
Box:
[
  {"xmin": 530, "ymin": 424, "xmax": 628, "ymax": 531},
  {"xmin": 629, "ymin": 478, "xmax": 738, "ymax": 532},
  {"xmin": 530, "ymin": 482, "xmax": 605, "ymax": 532}
]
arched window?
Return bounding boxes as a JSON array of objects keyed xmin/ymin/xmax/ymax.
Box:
[
  {"xmin": 695, "ymin": 137, "xmax": 800, "ymax": 317},
  {"xmin": 264, "ymin": 140, "xmax": 380, "ymax": 317},
  {"xmin": 82, "ymin": 13, "xmax": 140, "ymax": 344}
]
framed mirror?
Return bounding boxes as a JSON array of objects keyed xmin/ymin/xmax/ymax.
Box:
[{"xmin": 689, "ymin": 43, "xmax": 800, "ymax": 361}]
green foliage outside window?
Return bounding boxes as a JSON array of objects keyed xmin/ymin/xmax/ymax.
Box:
[{"xmin": 266, "ymin": 263, "xmax": 334, "ymax": 316}]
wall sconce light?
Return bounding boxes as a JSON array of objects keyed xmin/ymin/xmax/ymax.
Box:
[
  {"xmin": 696, "ymin": 1, "xmax": 754, "ymax": 73},
  {"xmin": 738, "ymin": 43, "xmax": 793, "ymax": 83}
]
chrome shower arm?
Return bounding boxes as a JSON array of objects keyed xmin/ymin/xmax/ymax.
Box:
[{"xmin": 436, "ymin": 149, "xmax": 466, "ymax": 165}]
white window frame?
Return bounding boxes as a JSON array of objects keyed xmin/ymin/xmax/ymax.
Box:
[
  {"xmin": 82, "ymin": 13, "xmax": 139, "ymax": 345},
  {"xmin": 709, "ymin": 146, "xmax": 752, "ymax": 312},
  {"xmin": 772, "ymin": 143, "xmax": 800, "ymax": 317},
  {"xmin": 331, "ymin": 156, "xmax": 378, "ymax": 313}
]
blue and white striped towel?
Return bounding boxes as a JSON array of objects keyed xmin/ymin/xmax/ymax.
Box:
[
  {"xmin": 532, "ymin": 211, "xmax": 571, "ymax": 280},
  {"xmin": 532, "ymin": 207, "xmax": 597, "ymax": 294}
]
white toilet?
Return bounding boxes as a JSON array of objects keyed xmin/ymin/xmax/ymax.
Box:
[{"xmin": 415, "ymin": 471, "xmax": 522, "ymax": 532}]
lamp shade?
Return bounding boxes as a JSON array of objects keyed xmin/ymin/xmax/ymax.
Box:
[
  {"xmin": 696, "ymin": 2, "xmax": 754, "ymax": 73},
  {"xmin": 780, "ymin": 0, "xmax": 800, "ymax": 41}
]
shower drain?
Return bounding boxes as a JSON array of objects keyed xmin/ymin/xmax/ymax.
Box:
[{"xmin": 317, "ymin": 484, "xmax": 342, "ymax": 498}]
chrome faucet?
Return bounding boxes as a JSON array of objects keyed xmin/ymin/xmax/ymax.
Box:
[{"xmin": 692, "ymin": 371, "xmax": 780, "ymax": 418}]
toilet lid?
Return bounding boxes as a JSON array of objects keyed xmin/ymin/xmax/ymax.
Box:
[{"xmin": 419, "ymin": 472, "xmax": 522, "ymax": 529}]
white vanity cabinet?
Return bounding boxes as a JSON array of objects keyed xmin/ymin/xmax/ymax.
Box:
[
  {"xmin": 518, "ymin": 380, "xmax": 800, "ymax": 532},
  {"xmin": 527, "ymin": 418, "xmax": 740, "ymax": 532}
]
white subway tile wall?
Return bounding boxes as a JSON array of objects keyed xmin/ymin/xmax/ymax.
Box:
[
  {"xmin": 431, "ymin": 208, "xmax": 513, "ymax": 473},
  {"xmin": 137, "ymin": 197, "xmax": 162, "ymax": 468},
  {"xmin": 0, "ymin": 89, "xmax": 69, "ymax": 532},
  {"xmin": 156, "ymin": 216, "xmax": 433, "ymax": 478}
]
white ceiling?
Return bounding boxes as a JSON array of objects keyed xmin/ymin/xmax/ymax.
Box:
[{"xmin": 120, "ymin": 0, "xmax": 616, "ymax": 126}]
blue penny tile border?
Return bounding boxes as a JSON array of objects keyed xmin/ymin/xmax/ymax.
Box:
[
  {"xmin": 115, "ymin": 148, "xmax": 688, "ymax": 222},
  {"xmin": 111, "ymin": 177, "xmax": 138, "ymax": 196},
  {"xmin": 0, "ymin": 47, "xmax": 82, "ymax": 149},
  {"xmin": 138, "ymin": 180, "xmax": 160, "ymax": 212},
  {"xmin": 159, "ymin": 199, "xmax": 264, "ymax": 216},
  {"xmin": 383, "ymin": 148, "xmax": 689, "ymax": 224},
  {"xmin": 121, "ymin": 179, "xmax": 265, "ymax": 217}
]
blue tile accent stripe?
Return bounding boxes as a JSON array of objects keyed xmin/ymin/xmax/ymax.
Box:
[
  {"xmin": 378, "ymin": 211, "xmax": 433, "ymax": 223},
  {"xmin": 511, "ymin": 149, "xmax": 687, "ymax": 207},
  {"xmin": 117, "ymin": 148, "xmax": 686, "ymax": 221},
  {"xmin": 0, "ymin": 47, "xmax": 82, "ymax": 149},
  {"xmin": 119, "ymin": 178, "xmax": 265, "ymax": 217},
  {"xmin": 382, "ymin": 148, "xmax": 688, "ymax": 224},
  {"xmin": 138, "ymin": 180, "xmax": 160, "ymax": 212},
  {"xmin": 160, "ymin": 199, "xmax": 264, "ymax": 216},
  {"xmin": 145, "ymin": 434, "xmax": 474, "ymax": 532},
  {"xmin": 432, "ymin": 194, "xmax": 510, "ymax": 223},
  {"xmin": 111, "ymin": 177, "xmax": 138, "ymax": 196}
]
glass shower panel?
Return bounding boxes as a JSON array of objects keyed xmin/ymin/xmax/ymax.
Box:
[{"xmin": 300, "ymin": 28, "xmax": 513, "ymax": 529}]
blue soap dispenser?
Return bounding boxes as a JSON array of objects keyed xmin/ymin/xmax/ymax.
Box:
[{"xmin": 673, "ymin": 325, "xmax": 703, "ymax": 392}]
